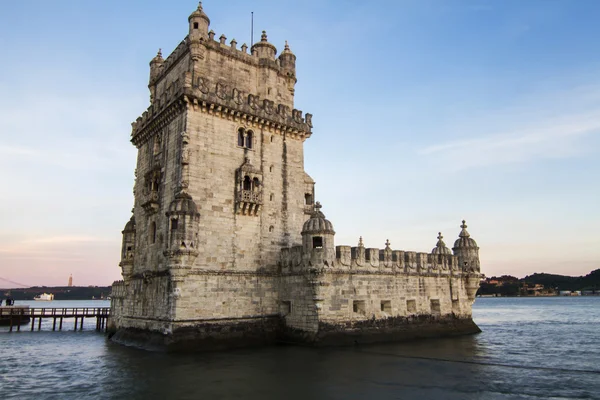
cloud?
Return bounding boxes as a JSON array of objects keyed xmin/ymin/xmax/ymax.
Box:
[
  {"xmin": 418, "ymin": 108, "xmax": 600, "ymax": 171},
  {"xmin": 0, "ymin": 145, "xmax": 37, "ymax": 157}
]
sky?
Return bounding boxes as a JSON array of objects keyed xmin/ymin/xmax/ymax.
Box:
[{"xmin": 0, "ymin": 0, "xmax": 599, "ymax": 287}]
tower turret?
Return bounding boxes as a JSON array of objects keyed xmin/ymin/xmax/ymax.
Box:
[
  {"xmin": 188, "ymin": 2, "xmax": 210, "ymax": 40},
  {"xmin": 278, "ymin": 41, "xmax": 297, "ymax": 95},
  {"xmin": 452, "ymin": 220, "xmax": 480, "ymax": 273},
  {"xmin": 165, "ymin": 193, "xmax": 201, "ymax": 260},
  {"xmin": 251, "ymin": 31, "xmax": 277, "ymax": 60},
  {"xmin": 301, "ymin": 202, "xmax": 336, "ymax": 267},
  {"xmin": 119, "ymin": 215, "xmax": 136, "ymax": 279},
  {"xmin": 148, "ymin": 49, "xmax": 164, "ymax": 103}
]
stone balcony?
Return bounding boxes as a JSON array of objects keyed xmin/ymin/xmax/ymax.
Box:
[
  {"xmin": 141, "ymin": 191, "xmax": 160, "ymax": 214},
  {"xmin": 236, "ymin": 190, "xmax": 262, "ymax": 216}
]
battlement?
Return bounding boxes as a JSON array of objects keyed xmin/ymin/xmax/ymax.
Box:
[
  {"xmin": 279, "ymin": 242, "xmax": 468, "ymax": 275},
  {"xmin": 131, "ymin": 75, "xmax": 312, "ymax": 147}
]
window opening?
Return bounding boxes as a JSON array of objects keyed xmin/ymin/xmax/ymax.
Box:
[
  {"xmin": 252, "ymin": 177, "xmax": 260, "ymax": 191},
  {"xmin": 238, "ymin": 128, "xmax": 245, "ymax": 147},
  {"xmin": 407, "ymin": 299, "xmax": 416, "ymax": 313},
  {"xmin": 243, "ymin": 176, "xmax": 251, "ymax": 191},
  {"xmin": 171, "ymin": 219, "xmax": 178, "ymax": 230},
  {"xmin": 353, "ymin": 300, "xmax": 366, "ymax": 315},
  {"xmin": 381, "ymin": 300, "xmax": 392, "ymax": 313},
  {"xmin": 150, "ymin": 222, "xmax": 157, "ymax": 244},
  {"xmin": 193, "ymin": 22, "xmax": 199, "ymax": 29},
  {"xmin": 304, "ymin": 193, "xmax": 313, "ymax": 205},
  {"xmin": 245, "ymin": 131, "xmax": 253, "ymax": 149},
  {"xmin": 312, "ymin": 236, "xmax": 323, "ymax": 249}
]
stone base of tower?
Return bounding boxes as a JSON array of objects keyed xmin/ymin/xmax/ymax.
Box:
[
  {"xmin": 312, "ymin": 315, "xmax": 481, "ymax": 346},
  {"xmin": 109, "ymin": 317, "xmax": 283, "ymax": 352},
  {"xmin": 108, "ymin": 315, "xmax": 479, "ymax": 352}
]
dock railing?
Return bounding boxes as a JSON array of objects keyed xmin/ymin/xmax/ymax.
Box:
[{"xmin": 0, "ymin": 307, "xmax": 110, "ymax": 333}]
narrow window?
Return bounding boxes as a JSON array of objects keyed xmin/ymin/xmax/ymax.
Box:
[
  {"xmin": 150, "ymin": 222, "xmax": 156, "ymax": 244},
  {"xmin": 304, "ymin": 193, "xmax": 313, "ymax": 205},
  {"xmin": 243, "ymin": 176, "xmax": 251, "ymax": 191},
  {"xmin": 238, "ymin": 128, "xmax": 245, "ymax": 147},
  {"xmin": 246, "ymin": 131, "xmax": 253, "ymax": 149},
  {"xmin": 269, "ymin": 225, "xmax": 274, "ymax": 232},
  {"xmin": 312, "ymin": 236, "xmax": 323, "ymax": 249},
  {"xmin": 268, "ymin": 88, "xmax": 272, "ymax": 95},
  {"xmin": 269, "ymin": 193, "xmax": 274, "ymax": 201},
  {"xmin": 171, "ymin": 219, "xmax": 178, "ymax": 230},
  {"xmin": 430, "ymin": 299, "xmax": 441, "ymax": 316},
  {"xmin": 193, "ymin": 22, "xmax": 199, "ymax": 29},
  {"xmin": 252, "ymin": 177, "xmax": 260, "ymax": 191},
  {"xmin": 270, "ymin": 136, "xmax": 274, "ymax": 143},
  {"xmin": 269, "ymin": 165, "xmax": 274, "ymax": 172}
]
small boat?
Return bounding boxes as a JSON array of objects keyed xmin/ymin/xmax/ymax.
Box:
[{"xmin": 34, "ymin": 293, "xmax": 55, "ymax": 301}]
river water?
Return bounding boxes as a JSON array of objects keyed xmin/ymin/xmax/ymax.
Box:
[{"xmin": 1, "ymin": 297, "xmax": 599, "ymax": 399}]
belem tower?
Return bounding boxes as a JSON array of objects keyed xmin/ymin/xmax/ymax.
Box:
[{"xmin": 109, "ymin": 3, "xmax": 483, "ymax": 351}]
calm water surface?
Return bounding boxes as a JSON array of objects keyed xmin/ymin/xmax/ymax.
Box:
[{"xmin": 1, "ymin": 297, "xmax": 599, "ymax": 399}]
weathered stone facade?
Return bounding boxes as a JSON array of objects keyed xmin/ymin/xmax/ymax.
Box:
[{"xmin": 109, "ymin": 3, "xmax": 482, "ymax": 351}]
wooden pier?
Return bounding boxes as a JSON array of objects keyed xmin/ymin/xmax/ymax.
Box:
[{"xmin": 0, "ymin": 307, "xmax": 110, "ymax": 333}]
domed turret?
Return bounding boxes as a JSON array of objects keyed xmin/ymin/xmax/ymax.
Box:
[
  {"xmin": 278, "ymin": 41, "xmax": 297, "ymax": 95},
  {"xmin": 251, "ymin": 31, "xmax": 277, "ymax": 60},
  {"xmin": 302, "ymin": 202, "xmax": 335, "ymax": 235},
  {"xmin": 165, "ymin": 193, "xmax": 200, "ymax": 257},
  {"xmin": 119, "ymin": 215, "xmax": 136, "ymax": 279},
  {"xmin": 432, "ymin": 232, "xmax": 452, "ymax": 255},
  {"xmin": 302, "ymin": 202, "xmax": 336, "ymax": 267},
  {"xmin": 149, "ymin": 49, "xmax": 164, "ymax": 102},
  {"xmin": 452, "ymin": 220, "xmax": 480, "ymax": 273},
  {"xmin": 453, "ymin": 220, "xmax": 478, "ymax": 249},
  {"xmin": 188, "ymin": 2, "xmax": 210, "ymax": 39}
]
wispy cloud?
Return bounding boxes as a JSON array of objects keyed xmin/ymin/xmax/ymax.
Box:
[{"xmin": 418, "ymin": 107, "xmax": 600, "ymax": 171}]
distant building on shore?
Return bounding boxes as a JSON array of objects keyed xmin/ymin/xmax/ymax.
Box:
[{"xmin": 68, "ymin": 274, "xmax": 73, "ymax": 287}]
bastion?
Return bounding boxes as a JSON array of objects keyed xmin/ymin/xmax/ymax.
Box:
[{"xmin": 109, "ymin": 3, "xmax": 482, "ymax": 351}]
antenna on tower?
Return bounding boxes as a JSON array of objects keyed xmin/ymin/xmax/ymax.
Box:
[{"xmin": 251, "ymin": 11, "xmax": 254, "ymax": 45}]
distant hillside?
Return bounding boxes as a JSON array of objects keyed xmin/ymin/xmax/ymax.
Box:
[
  {"xmin": 522, "ymin": 269, "xmax": 600, "ymax": 291},
  {"xmin": 2, "ymin": 286, "xmax": 111, "ymax": 301},
  {"xmin": 478, "ymin": 269, "xmax": 599, "ymax": 296}
]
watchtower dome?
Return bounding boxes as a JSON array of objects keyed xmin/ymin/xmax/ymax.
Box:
[{"xmin": 301, "ymin": 202, "xmax": 336, "ymax": 266}]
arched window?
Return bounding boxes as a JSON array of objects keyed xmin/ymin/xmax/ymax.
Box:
[
  {"xmin": 252, "ymin": 178, "xmax": 260, "ymax": 191},
  {"xmin": 243, "ymin": 176, "xmax": 251, "ymax": 191},
  {"xmin": 245, "ymin": 131, "xmax": 253, "ymax": 149},
  {"xmin": 269, "ymin": 165, "xmax": 273, "ymax": 172},
  {"xmin": 269, "ymin": 193, "xmax": 274, "ymax": 201},
  {"xmin": 269, "ymin": 225, "xmax": 274, "ymax": 232},
  {"xmin": 238, "ymin": 128, "xmax": 245, "ymax": 147},
  {"xmin": 150, "ymin": 222, "xmax": 157, "ymax": 244}
]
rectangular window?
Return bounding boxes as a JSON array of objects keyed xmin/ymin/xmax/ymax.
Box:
[
  {"xmin": 281, "ymin": 301, "xmax": 291, "ymax": 315},
  {"xmin": 171, "ymin": 219, "xmax": 178, "ymax": 230},
  {"xmin": 312, "ymin": 236, "xmax": 323, "ymax": 249},
  {"xmin": 430, "ymin": 299, "xmax": 441, "ymax": 315},
  {"xmin": 381, "ymin": 300, "xmax": 392, "ymax": 313},
  {"xmin": 353, "ymin": 300, "xmax": 366, "ymax": 315},
  {"xmin": 406, "ymin": 299, "xmax": 417, "ymax": 314}
]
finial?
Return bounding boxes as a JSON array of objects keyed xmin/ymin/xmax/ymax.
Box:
[
  {"xmin": 315, "ymin": 201, "xmax": 322, "ymax": 210},
  {"xmin": 385, "ymin": 239, "xmax": 391, "ymax": 249},
  {"xmin": 219, "ymin": 34, "xmax": 227, "ymax": 44},
  {"xmin": 157, "ymin": 48, "xmax": 162, "ymax": 57},
  {"xmin": 261, "ymin": 30, "xmax": 268, "ymax": 41},
  {"xmin": 198, "ymin": 1, "xmax": 203, "ymax": 10},
  {"xmin": 437, "ymin": 232, "xmax": 443, "ymax": 240},
  {"xmin": 461, "ymin": 220, "xmax": 467, "ymax": 229},
  {"xmin": 230, "ymin": 38, "xmax": 237, "ymax": 49},
  {"xmin": 241, "ymin": 43, "xmax": 248, "ymax": 53},
  {"xmin": 459, "ymin": 220, "xmax": 470, "ymax": 238},
  {"xmin": 285, "ymin": 40, "xmax": 290, "ymax": 50},
  {"xmin": 208, "ymin": 30, "xmax": 215, "ymax": 40},
  {"xmin": 358, "ymin": 236, "xmax": 364, "ymax": 247}
]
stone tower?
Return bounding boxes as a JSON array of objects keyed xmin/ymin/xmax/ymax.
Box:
[{"xmin": 110, "ymin": 2, "xmax": 315, "ymax": 348}]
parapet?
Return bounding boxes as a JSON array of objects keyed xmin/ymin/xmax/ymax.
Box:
[
  {"xmin": 131, "ymin": 74, "xmax": 312, "ymax": 146},
  {"xmin": 280, "ymin": 239, "xmax": 470, "ymax": 276}
]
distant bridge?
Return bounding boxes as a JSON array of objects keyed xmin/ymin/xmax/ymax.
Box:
[{"xmin": 0, "ymin": 307, "xmax": 110, "ymax": 333}]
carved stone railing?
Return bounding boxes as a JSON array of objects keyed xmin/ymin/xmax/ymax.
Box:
[
  {"xmin": 236, "ymin": 190, "xmax": 262, "ymax": 216},
  {"xmin": 141, "ymin": 191, "xmax": 159, "ymax": 214}
]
